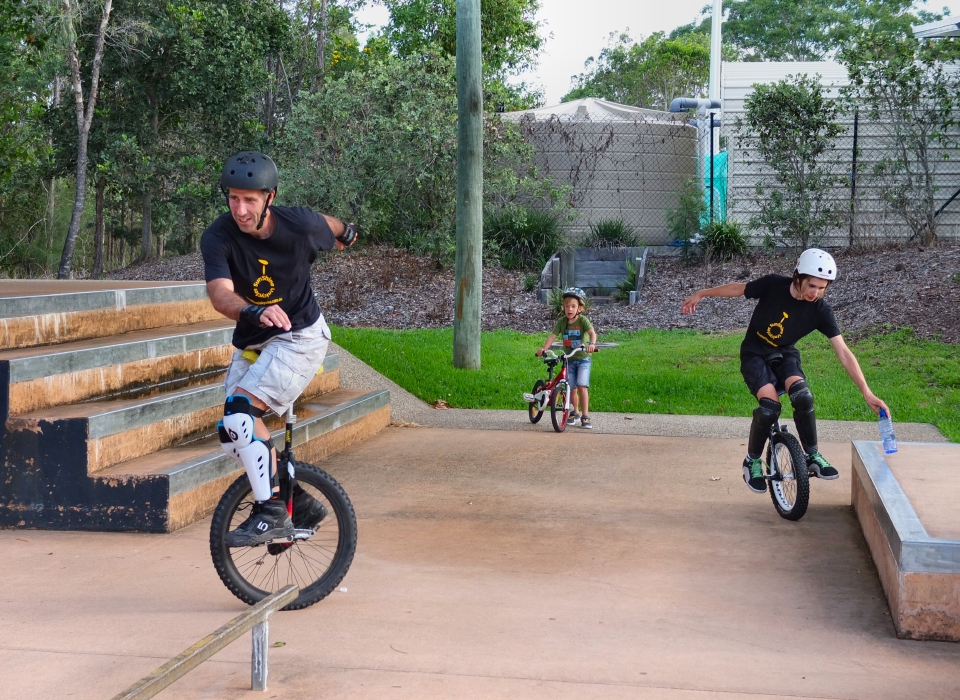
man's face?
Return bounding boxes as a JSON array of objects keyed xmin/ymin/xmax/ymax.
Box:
[
  {"xmin": 228, "ymin": 188, "xmax": 273, "ymax": 234},
  {"xmin": 800, "ymin": 277, "xmax": 829, "ymax": 302}
]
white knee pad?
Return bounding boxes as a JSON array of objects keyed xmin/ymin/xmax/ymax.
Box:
[
  {"xmin": 218, "ymin": 412, "xmax": 255, "ymax": 466},
  {"xmin": 238, "ymin": 438, "xmax": 274, "ymax": 502}
]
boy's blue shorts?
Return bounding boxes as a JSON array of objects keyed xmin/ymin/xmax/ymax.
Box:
[{"xmin": 567, "ymin": 358, "xmax": 591, "ymax": 389}]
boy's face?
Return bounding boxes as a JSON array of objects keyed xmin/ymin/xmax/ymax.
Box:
[{"xmin": 563, "ymin": 297, "xmax": 582, "ymax": 319}]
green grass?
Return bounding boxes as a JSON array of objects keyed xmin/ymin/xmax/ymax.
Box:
[{"xmin": 331, "ymin": 326, "xmax": 960, "ymax": 442}]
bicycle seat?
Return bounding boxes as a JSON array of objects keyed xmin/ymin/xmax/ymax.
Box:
[{"xmin": 764, "ymin": 352, "xmax": 784, "ymax": 370}]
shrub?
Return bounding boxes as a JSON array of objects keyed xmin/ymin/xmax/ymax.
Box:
[
  {"xmin": 698, "ymin": 220, "xmax": 747, "ymax": 260},
  {"xmin": 614, "ymin": 258, "xmax": 638, "ymax": 302},
  {"xmin": 583, "ymin": 218, "xmax": 641, "ymax": 248},
  {"xmin": 666, "ymin": 177, "xmax": 706, "ymax": 256},
  {"xmin": 484, "ymin": 205, "xmax": 564, "ymax": 271}
]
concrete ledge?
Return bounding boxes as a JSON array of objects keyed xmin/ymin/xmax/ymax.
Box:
[
  {"xmin": 1, "ymin": 387, "xmax": 389, "ymax": 532},
  {"xmin": 0, "ymin": 282, "xmax": 221, "ymax": 350},
  {"xmin": 852, "ymin": 440, "xmax": 960, "ymax": 641}
]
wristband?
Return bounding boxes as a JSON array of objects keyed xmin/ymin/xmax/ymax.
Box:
[
  {"xmin": 240, "ymin": 304, "xmax": 267, "ymax": 327},
  {"xmin": 336, "ymin": 222, "xmax": 358, "ymax": 246}
]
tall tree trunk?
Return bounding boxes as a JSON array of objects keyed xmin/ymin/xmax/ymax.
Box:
[
  {"xmin": 315, "ymin": 0, "xmax": 327, "ymax": 92},
  {"xmin": 58, "ymin": 0, "xmax": 113, "ymax": 279},
  {"xmin": 91, "ymin": 177, "xmax": 105, "ymax": 276},
  {"xmin": 46, "ymin": 75, "xmax": 62, "ymax": 258}
]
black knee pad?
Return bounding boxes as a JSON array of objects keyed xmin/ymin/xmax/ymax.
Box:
[
  {"xmin": 788, "ymin": 380, "xmax": 814, "ymax": 413},
  {"xmin": 754, "ymin": 397, "xmax": 782, "ymax": 424},
  {"xmin": 748, "ymin": 398, "xmax": 782, "ymax": 456}
]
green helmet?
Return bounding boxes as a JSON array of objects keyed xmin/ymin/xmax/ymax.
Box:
[{"xmin": 562, "ymin": 287, "xmax": 587, "ymax": 304}]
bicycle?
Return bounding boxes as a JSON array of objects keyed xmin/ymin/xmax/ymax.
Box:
[
  {"xmin": 761, "ymin": 353, "xmax": 811, "ymax": 521},
  {"xmin": 524, "ymin": 343, "xmax": 615, "ymax": 433},
  {"xmin": 209, "ymin": 357, "xmax": 358, "ymax": 610}
]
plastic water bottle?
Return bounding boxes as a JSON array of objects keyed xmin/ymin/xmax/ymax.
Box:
[{"xmin": 878, "ymin": 409, "xmax": 898, "ymax": 454}]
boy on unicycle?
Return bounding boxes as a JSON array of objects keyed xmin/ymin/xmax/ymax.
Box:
[
  {"xmin": 681, "ymin": 249, "xmax": 890, "ymax": 493},
  {"xmin": 536, "ymin": 287, "xmax": 597, "ymax": 428}
]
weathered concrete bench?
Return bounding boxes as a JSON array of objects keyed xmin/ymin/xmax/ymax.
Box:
[
  {"xmin": 852, "ymin": 440, "xmax": 960, "ymax": 641},
  {"xmin": 538, "ymin": 246, "xmax": 649, "ymax": 304}
]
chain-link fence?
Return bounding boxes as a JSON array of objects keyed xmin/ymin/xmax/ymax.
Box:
[
  {"xmin": 721, "ymin": 109, "xmax": 960, "ymax": 247},
  {"xmin": 502, "ymin": 102, "xmax": 696, "ymax": 245}
]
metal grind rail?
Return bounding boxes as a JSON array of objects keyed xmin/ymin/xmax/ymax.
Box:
[{"xmin": 109, "ymin": 585, "xmax": 299, "ymax": 699}]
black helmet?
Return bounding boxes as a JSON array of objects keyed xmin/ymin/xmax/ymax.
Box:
[{"xmin": 220, "ymin": 151, "xmax": 278, "ymax": 193}]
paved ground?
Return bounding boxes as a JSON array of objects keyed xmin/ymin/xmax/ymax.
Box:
[{"xmin": 5, "ymin": 427, "xmax": 960, "ymax": 700}]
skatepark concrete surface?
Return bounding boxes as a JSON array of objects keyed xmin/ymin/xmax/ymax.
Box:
[{"xmin": 5, "ymin": 426, "xmax": 960, "ymax": 700}]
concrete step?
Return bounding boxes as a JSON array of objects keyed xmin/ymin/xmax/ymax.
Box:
[
  {"xmin": 0, "ymin": 319, "xmax": 235, "ymax": 422},
  {"xmin": 0, "ymin": 281, "xmax": 220, "ymax": 350},
  {"xmin": 1, "ymin": 387, "xmax": 390, "ymax": 532},
  {"xmin": 4, "ymin": 354, "xmax": 341, "ymax": 475}
]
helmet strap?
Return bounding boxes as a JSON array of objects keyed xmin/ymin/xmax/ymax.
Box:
[{"xmin": 255, "ymin": 191, "xmax": 275, "ymax": 231}]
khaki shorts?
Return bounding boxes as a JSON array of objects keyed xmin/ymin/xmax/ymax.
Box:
[{"xmin": 224, "ymin": 315, "xmax": 331, "ymax": 416}]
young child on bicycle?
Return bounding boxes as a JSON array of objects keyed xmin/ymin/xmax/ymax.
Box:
[
  {"xmin": 681, "ymin": 249, "xmax": 890, "ymax": 493},
  {"xmin": 536, "ymin": 287, "xmax": 597, "ymax": 428}
]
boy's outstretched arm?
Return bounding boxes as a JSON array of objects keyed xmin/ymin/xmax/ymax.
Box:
[
  {"xmin": 681, "ymin": 282, "xmax": 746, "ymax": 314},
  {"xmin": 830, "ymin": 335, "xmax": 890, "ymax": 416},
  {"xmin": 537, "ymin": 333, "xmax": 557, "ymax": 356}
]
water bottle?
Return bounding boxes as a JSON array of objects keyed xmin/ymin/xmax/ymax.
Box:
[{"xmin": 878, "ymin": 409, "xmax": 898, "ymax": 454}]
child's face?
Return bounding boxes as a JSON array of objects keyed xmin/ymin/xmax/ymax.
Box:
[{"xmin": 563, "ymin": 297, "xmax": 582, "ymax": 319}]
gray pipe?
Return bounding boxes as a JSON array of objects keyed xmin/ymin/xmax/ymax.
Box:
[{"xmin": 669, "ymin": 98, "xmax": 722, "ymax": 112}]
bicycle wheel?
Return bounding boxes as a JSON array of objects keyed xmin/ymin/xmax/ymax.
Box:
[
  {"xmin": 210, "ymin": 461, "xmax": 358, "ymax": 610},
  {"xmin": 528, "ymin": 380, "xmax": 546, "ymax": 423},
  {"xmin": 550, "ymin": 382, "xmax": 569, "ymax": 433},
  {"xmin": 766, "ymin": 432, "xmax": 810, "ymax": 521}
]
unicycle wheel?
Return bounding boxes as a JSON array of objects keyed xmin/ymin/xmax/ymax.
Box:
[
  {"xmin": 766, "ymin": 432, "xmax": 810, "ymax": 521},
  {"xmin": 210, "ymin": 461, "xmax": 357, "ymax": 610}
]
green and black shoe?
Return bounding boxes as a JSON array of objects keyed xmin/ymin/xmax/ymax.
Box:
[
  {"xmin": 742, "ymin": 457, "xmax": 767, "ymax": 493},
  {"xmin": 807, "ymin": 452, "xmax": 839, "ymax": 480}
]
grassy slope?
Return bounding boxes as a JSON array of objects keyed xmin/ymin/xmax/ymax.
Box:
[{"xmin": 332, "ymin": 326, "xmax": 960, "ymax": 442}]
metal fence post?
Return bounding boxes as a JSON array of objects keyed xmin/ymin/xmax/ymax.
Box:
[
  {"xmin": 710, "ymin": 111, "xmax": 716, "ymax": 224},
  {"xmin": 252, "ymin": 618, "xmax": 269, "ymax": 691},
  {"xmin": 849, "ymin": 108, "xmax": 859, "ymax": 246}
]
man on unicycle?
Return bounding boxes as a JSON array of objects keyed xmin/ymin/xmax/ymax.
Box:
[
  {"xmin": 200, "ymin": 151, "xmax": 357, "ymax": 547},
  {"xmin": 681, "ymin": 249, "xmax": 890, "ymax": 493}
]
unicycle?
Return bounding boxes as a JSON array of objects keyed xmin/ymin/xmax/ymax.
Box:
[
  {"xmin": 209, "ymin": 404, "xmax": 358, "ymax": 610},
  {"xmin": 764, "ymin": 420, "xmax": 810, "ymax": 521}
]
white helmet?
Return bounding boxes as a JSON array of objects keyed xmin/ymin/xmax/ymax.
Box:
[{"xmin": 795, "ymin": 248, "xmax": 837, "ymax": 281}]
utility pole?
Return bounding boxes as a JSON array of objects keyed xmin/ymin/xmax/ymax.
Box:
[{"xmin": 453, "ymin": 0, "xmax": 482, "ymax": 369}]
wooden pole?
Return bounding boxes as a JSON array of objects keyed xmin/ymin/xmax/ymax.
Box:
[{"xmin": 453, "ymin": 0, "xmax": 483, "ymax": 369}]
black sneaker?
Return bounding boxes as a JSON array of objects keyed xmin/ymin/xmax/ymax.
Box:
[
  {"xmin": 224, "ymin": 498, "xmax": 293, "ymax": 547},
  {"xmin": 292, "ymin": 484, "xmax": 327, "ymax": 530},
  {"xmin": 807, "ymin": 452, "xmax": 839, "ymax": 479},
  {"xmin": 742, "ymin": 457, "xmax": 768, "ymax": 493}
]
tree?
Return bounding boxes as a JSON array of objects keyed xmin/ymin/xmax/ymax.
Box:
[
  {"xmin": 721, "ymin": 0, "xmax": 933, "ymax": 61},
  {"xmin": 563, "ymin": 31, "xmax": 712, "ymax": 110},
  {"xmin": 276, "ymin": 48, "xmax": 562, "ymax": 266},
  {"xmin": 841, "ymin": 33, "xmax": 960, "ymax": 244},
  {"xmin": 383, "ymin": 0, "xmax": 541, "ymax": 77},
  {"xmin": 736, "ymin": 74, "xmax": 845, "ymax": 249},
  {"xmin": 57, "ymin": 0, "xmax": 112, "ymax": 279}
]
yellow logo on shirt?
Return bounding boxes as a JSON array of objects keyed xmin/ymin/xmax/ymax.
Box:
[
  {"xmin": 756, "ymin": 311, "xmax": 789, "ymax": 347},
  {"xmin": 253, "ymin": 258, "xmax": 275, "ymax": 299}
]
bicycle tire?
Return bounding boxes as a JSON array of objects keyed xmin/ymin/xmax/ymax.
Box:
[
  {"xmin": 210, "ymin": 461, "xmax": 358, "ymax": 610},
  {"xmin": 528, "ymin": 380, "xmax": 546, "ymax": 424},
  {"xmin": 766, "ymin": 432, "xmax": 810, "ymax": 521},
  {"xmin": 550, "ymin": 382, "xmax": 569, "ymax": 433}
]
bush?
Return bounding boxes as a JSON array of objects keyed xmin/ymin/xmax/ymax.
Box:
[
  {"xmin": 582, "ymin": 218, "xmax": 641, "ymax": 248},
  {"xmin": 698, "ymin": 220, "xmax": 747, "ymax": 260},
  {"xmin": 665, "ymin": 178, "xmax": 706, "ymax": 254},
  {"xmin": 484, "ymin": 206, "xmax": 564, "ymax": 271}
]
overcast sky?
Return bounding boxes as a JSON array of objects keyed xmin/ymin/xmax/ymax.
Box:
[{"xmin": 354, "ymin": 1, "xmax": 959, "ymax": 106}]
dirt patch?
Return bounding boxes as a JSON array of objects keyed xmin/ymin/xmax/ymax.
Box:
[{"xmin": 106, "ymin": 243, "xmax": 960, "ymax": 343}]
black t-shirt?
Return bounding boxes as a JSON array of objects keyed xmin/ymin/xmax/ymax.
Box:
[
  {"xmin": 200, "ymin": 206, "xmax": 336, "ymax": 348},
  {"xmin": 741, "ymin": 274, "xmax": 841, "ymax": 356}
]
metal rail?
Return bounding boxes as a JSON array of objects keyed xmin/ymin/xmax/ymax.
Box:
[{"xmin": 109, "ymin": 585, "xmax": 299, "ymax": 699}]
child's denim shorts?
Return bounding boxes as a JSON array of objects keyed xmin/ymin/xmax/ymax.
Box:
[{"xmin": 567, "ymin": 358, "xmax": 591, "ymax": 389}]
